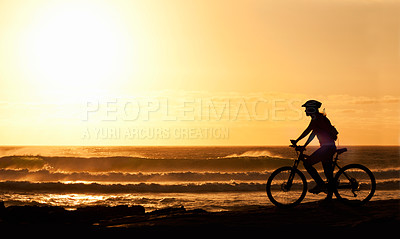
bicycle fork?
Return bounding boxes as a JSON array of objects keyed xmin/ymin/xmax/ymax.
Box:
[{"xmin": 286, "ymin": 159, "xmax": 301, "ymax": 189}]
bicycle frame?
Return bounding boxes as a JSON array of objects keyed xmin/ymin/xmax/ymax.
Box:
[
  {"xmin": 287, "ymin": 147, "xmax": 304, "ymax": 187},
  {"xmin": 290, "ymin": 146, "xmax": 357, "ymax": 194},
  {"xmin": 290, "ymin": 146, "xmax": 304, "ymax": 170},
  {"xmin": 291, "ymin": 146, "xmax": 343, "ymax": 174}
]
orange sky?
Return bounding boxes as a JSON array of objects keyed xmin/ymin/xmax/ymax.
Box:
[{"xmin": 0, "ymin": 0, "xmax": 399, "ymax": 145}]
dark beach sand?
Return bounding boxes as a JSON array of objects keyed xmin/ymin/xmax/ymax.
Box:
[{"xmin": 0, "ymin": 199, "xmax": 398, "ymax": 234}]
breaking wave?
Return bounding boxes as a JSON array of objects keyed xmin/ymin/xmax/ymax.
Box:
[
  {"xmin": 0, "ymin": 155, "xmax": 294, "ymax": 173},
  {"xmin": 0, "ymin": 147, "xmax": 398, "ymax": 194},
  {"xmin": 0, "ymin": 180, "xmax": 398, "ymax": 193},
  {"xmin": 0, "ymin": 168, "xmax": 398, "ymax": 183},
  {"xmin": 223, "ymin": 150, "xmax": 288, "ymax": 159}
]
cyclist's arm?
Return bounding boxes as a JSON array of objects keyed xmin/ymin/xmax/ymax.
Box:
[
  {"xmin": 303, "ymin": 131, "xmax": 315, "ymax": 147},
  {"xmin": 294, "ymin": 124, "xmax": 313, "ymax": 143}
]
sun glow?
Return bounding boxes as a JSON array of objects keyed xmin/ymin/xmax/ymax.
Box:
[
  {"xmin": 0, "ymin": 0, "xmax": 398, "ymax": 145},
  {"xmin": 18, "ymin": 1, "xmax": 134, "ymax": 99}
]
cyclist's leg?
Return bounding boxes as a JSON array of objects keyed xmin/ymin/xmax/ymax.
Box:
[
  {"xmin": 322, "ymin": 161, "xmax": 333, "ymax": 183},
  {"xmin": 303, "ymin": 148, "xmax": 324, "ymax": 186},
  {"xmin": 321, "ymin": 146, "xmax": 336, "ymax": 189}
]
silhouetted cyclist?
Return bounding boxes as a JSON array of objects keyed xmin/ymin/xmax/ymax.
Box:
[{"xmin": 291, "ymin": 100, "xmax": 338, "ymax": 194}]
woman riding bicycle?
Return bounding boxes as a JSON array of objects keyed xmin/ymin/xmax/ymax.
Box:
[{"xmin": 291, "ymin": 100, "xmax": 338, "ymax": 194}]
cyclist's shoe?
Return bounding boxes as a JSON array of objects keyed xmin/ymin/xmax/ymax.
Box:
[{"xmin": 308, "ymin": 184, "xmax": 327, "ymax": 194}]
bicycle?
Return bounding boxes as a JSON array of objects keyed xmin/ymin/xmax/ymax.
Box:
[{"xmin": 266, "ymin": 143, "xmax": 376, "ymax": 208}]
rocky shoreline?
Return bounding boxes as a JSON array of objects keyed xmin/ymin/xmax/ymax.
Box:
[{"xmin": 0, "ymin": 199, "xmax": 398, "ymax": 234}]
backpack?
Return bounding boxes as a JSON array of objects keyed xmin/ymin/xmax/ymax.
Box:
[
  {"xmin": 329, "ymin": 125, "xmax": 339, "ymax": 141},
  {"xmin": 321, "ymin": 114, "xmax": 339, "ymax": 141}
]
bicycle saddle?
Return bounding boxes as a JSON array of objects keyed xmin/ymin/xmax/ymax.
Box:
[{"xmin": 336, "ymin": 148, "xmax": 347, "ymax": 155}]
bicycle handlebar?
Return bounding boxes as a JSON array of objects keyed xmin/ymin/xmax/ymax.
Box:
[{"xmin": 289, "ymin": 141, "xmax": 306, "ymax": 152}]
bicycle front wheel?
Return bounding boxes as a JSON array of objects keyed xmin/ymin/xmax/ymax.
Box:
[
  {"xmin": 266, "ymin": 166, "xmax": 307, "ymax": 208},
  {"xmin": 334, "ymin": 164, "xmax": 376, "ymax": 206}
]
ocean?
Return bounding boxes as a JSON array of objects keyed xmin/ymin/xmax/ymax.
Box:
[{"xmin": 0, "ymin": 146, "xmax": 398, "ymax": 211}]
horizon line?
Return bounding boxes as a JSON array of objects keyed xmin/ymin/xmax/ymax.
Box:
[{"xmin": 0, "ymin": 144, "xmax": 399, "ymax": 147}]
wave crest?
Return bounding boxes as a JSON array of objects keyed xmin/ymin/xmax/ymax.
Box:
[
  {"xmin": 0, "ymin": 168, "xmax": 398, "ymax": 183},
  {"xmin": 223, "ymin": 150, "xmax": 288, "ymax": 159},
  {"xmin": 0, "ymin": 180, "xmax": 398, "ymax": 193},
  {"xmin": 0, "ymin": 155, "xmax": 294, "ymax": 173}
]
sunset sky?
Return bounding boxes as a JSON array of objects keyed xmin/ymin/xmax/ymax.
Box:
[{"xmin": 0, "ymin": 0, "xmax": 399, "ymax": 145}]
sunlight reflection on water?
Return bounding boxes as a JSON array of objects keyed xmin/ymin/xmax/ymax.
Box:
[{"xmin": 1, "ymin": 190, "xmax": 398, "ymax": 212}]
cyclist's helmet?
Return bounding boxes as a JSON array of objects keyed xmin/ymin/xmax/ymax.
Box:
[{"xmin": 301, "ymin": 100, "xmax": 322, "ymax": 109}]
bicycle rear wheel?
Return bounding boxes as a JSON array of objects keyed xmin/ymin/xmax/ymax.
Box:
[
  {"xmin": 334, "ymin": 164, "xmax": 376, "ymax": 206},
  {"xmin": 266, "ymin": 166, "xmax": 307, "ymax": 208}
]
